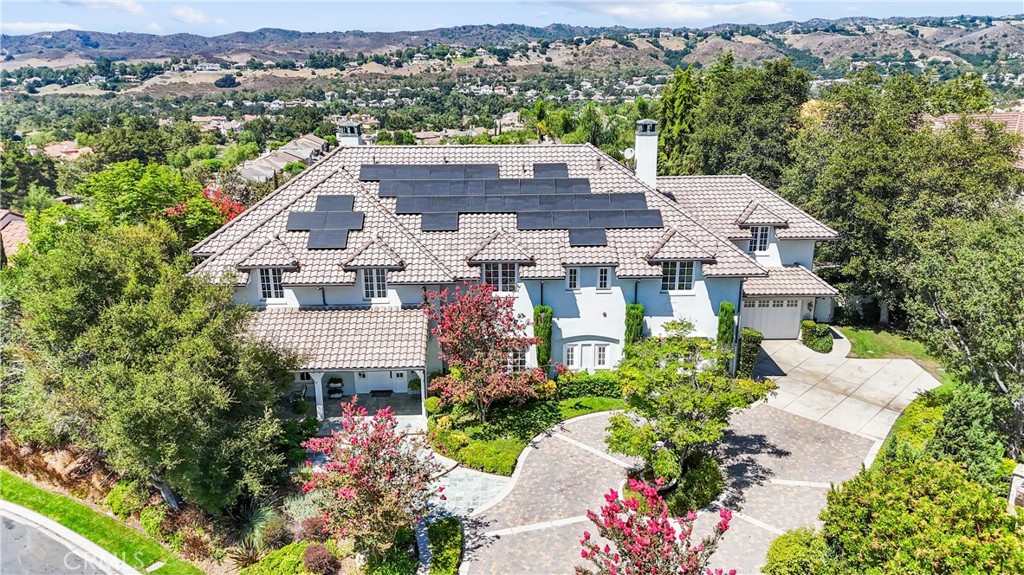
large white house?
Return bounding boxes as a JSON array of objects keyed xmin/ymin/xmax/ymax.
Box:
[{"xmin": 189, "ymin": 121, "xmax": 838, "ymax": 420}]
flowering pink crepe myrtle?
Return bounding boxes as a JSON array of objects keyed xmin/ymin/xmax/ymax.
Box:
[
  {"xmin": 301, "ymin": 399, "xmax": 442, "ymax": 559},
  {"xmin": 576, "ymin": 479, "xmax": 734, "ymax": 575}
]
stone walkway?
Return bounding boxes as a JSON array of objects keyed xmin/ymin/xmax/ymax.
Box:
[{"xmin": 755, "ymin": 334, "xmax": 940, "ymax": 441}]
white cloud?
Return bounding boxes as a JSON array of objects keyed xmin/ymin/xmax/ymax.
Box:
[
  {"xmin": 2, "ymin": 21, "xmax": 83, "ymax": 34},
  {"xmin": 170, "ymin": 5, "xmax": 210, "ymax": 24},
  {"xmin": 146, "ymin": 22, "xmax": 163, "ymax": 33},
  {"xmin": 62, "ymin": 0, "xmax": 145, "ymax": 16},
  {"xmin": 561, "ymin": 1, "xmax": 792, "ymax": 27}
]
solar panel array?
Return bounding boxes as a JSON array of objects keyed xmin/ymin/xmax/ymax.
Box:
[
  {"xmin": 286, "ymin": 194, "xmax": 364, "ymax": 249},
  {"xmin": 359, "ymin": 162, "xmax": 664, "ymax": 247}
]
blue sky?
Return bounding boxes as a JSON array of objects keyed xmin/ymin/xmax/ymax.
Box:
[{"xmin": 2, "ymin": 1, "xmax": 1021, "ymax": 36}]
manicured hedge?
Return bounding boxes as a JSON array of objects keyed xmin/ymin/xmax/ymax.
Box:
[
  {"xmin": 737, "ymin": 328, "xmax": 763, "ymax": 378},
  {"xmin": 240, "ymin": 542, "xmax": 311, "ymax": 575},
  {"xmin": 557, "ymin": 370, "xmax": 621, "ymax": 399},
  {"xmin": 534, "ymin": 305, "xmax": 553, "ymax": 367},
  {"xmin": 763, "ymin": 528, "xmax": 829, "ymax": 575},
  {"xmin": 716, "ymin": 301, "xmax": 736, "ymax": 347},
  {"xmin": 427, "ymin": 517, "xmax": 463, "ymax": 575},
  {"xmin": 801, "ymin": 320, "xmax": 834, "ymax": 354},
  {"xmin": 625, "ymin": 303, "xmax": 645, "ymax": 345}
]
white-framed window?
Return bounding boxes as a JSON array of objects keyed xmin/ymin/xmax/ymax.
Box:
[
  {"xmin": 596, "ymin": 345, "xmax": 608, "ymax": 367},
  {"xmin": 259, "ymin": 268, "xmax": 284, "ymax": 300},
  {"xmin": 661, "ymin": 261, "xmax": 695, "ymax": 291},
  {"xmin": 786, "ymin": 299, "xmax": 799, "ymax": 308},
  {"xmin": 564, "ymin": 345, "xmax": 577, "ymax": 368},
  {"xmin": 391, "ymin": 371, "xmax": 405, "ymax": 379},
  {"xmin": 482, "ymin": 262, "xmax": 518, "ymax": 292},
  {"xmin": 749, "ymin": 226, "xmax": 770, "ymax": 253},
  {"xmin": 507, "ymin": 349, "xmax": 527, "ymax": 372},
  {"xmin": 597, "ymin": 267, "xmax": 610, "ymax": 290},
  {"xmin": 357, "ymin": 371, "xmax": 367, "ymax": 379},
  {"xmin": 297, "ymin": 372, "xmax": 312, "ymax": 382},
  {"xmin": 757, "ymin": 300, "xmax": 770, "ymax": 308},
  {"xmin": 566, "ymin": 267, "xmax": 579, "ymax": 290},
  {"xmin": 363, "ymin": 268, "xmax": 388, "ymax": 299},
  {"xmin": 743, "ymin": 300, "xmax": 755, "ymax": 309},
  {"xmin": 772, "ymin": 299, "xmax": 784, "ymax": 308}
]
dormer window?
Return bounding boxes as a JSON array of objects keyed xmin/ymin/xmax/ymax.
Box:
[
  {"xmin": 363, "ymin": 268, "xmax": 388, "ymax": 300},
  {"xmin": 750, "ymin": 226, "xmax": 771, "ymax": 253},
  {"xmin": 661, "ymin": 261, "xmax": 694, "ymax": 292},
  {"xmin": 482, "ymin": 263, "xmax": 517, "ymax": 292},
  {"xmin": 259, "ymin": 268, "xmax": 284, "ymax": 300}
]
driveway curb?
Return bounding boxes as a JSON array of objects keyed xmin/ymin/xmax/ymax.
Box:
[{"xmin": 0, "ymin": 500, "xmax": 143, "ymax": 575}]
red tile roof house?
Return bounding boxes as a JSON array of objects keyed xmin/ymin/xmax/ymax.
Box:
[{"xmin": 188, "ymin": 121, "xmax": 838, "ymax": 424}]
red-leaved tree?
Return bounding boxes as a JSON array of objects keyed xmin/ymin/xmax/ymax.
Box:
[
  {"xmin": 302, "ymin": 400, "xmax": 441, "ymax": 559},
  {"xmin": 426, "ymin": 282, "xmax": 544, "ymax": 423},
  {"xmin": 577, "ymin": 479, "xmax": 735, "ymax": 575}
]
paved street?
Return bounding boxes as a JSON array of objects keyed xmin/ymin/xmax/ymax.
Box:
[{"xmin": 1, "ymin": 514, "xmax": 106, "ymax": 575}]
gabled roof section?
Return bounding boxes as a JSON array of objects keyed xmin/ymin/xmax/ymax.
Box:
[
  {"xmin": 658, "ymin": 175, "xmax": 837, "ymax": 241},
  {"xmin": 237, "ymin": 236, "xmax": 299, "ymax": 269},
  {"xmin": 742, "ymin": 265, "xmax": 839, "ymax": 297},
  {"xmin": 467, "ymin": 229, "xmax": 534, "ymax": 264},
  {"xmin": 645, "ymin": 228, "xmax": 715, "ymax": 262},
  {"xmin": 343, "ymin": 235, "xmax": 405, "ymax": 270},
  {"xmin": 736, "ymin": 200, "xmax": 788, "ymax": 227}
]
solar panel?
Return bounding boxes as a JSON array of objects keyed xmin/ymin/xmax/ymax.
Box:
[
  {"xmin": 286, "ymin": 212, "xmax": 327, "ymax": 231},
  {"xmin": 609, "ymin": 193, "xmax": 648, "ymax": 210},
  {"xmin": 315, "ymin": 195, "xmax": 355, "ymax": 212},
  {"xmin": 359, "ymin": 165, "xmax": 395, "ymax": 181},
  {"xmin": 503, "ymin": 195, "xmax": 540, "ymax": 211},
  {"xmin": 588, "ymin": 210, "xmax": 626, "ymax": 228},
  {"xmin": 623, "ymin": 210, "xmax": 664, "ymax": 228},
  {"xmin": 464, "ymin": 180, "xmax": 486, "ymax": 195},
  {"xmin": 395, "ymin": 197, "xmax": 422, "ymax": 214},
  {"xmin": 322, "ymin": 211, "xmax": 365, "ymax": 230},
  {"xmin": 517, "ymin": 211, "xmax": 554, "ymax": 230},
  {"xmin": 464, "ymin": 164, "xmax": 500, "ymax": 179},
  {"xmin": 575, "ymin": 194, "xmax": 611, "ymax": 210},
  {"xmin": 552, "ymin": 211, "xmax": 591, "ymax": 228},
  {"xmin": 568, "ymin": 179, "xmax": 591, "ymax": 194},
  {"xmin": 421, "ymin": 212, "xmax": 459, "ymax": 231},
  {"xmin": 568, "ymin": 228, "xmax": 608, "ymax": 247},
  {"xmin": 307, "ymin": 229, "xmax": 349, "ymax": 249},
  {"xmin": 533, "ymin": 163, "xmax": 569, "ymax": 178}
]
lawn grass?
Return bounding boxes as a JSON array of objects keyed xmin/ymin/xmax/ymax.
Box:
[
  {"xmin": 430, "ymin": 396, "xmax": 624, "ymax": 476},
  {"xmin": 837, "ymin": 326, "xmax": 942, "ymax": 377},
  {"xmin": 0, "ymin": 470, "xmax": 202, "ymax": 575}
]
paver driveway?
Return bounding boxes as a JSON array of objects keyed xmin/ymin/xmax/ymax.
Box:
[{"xmin": 755, "ymin": 335, "xmax": 940, "ymax": 441}]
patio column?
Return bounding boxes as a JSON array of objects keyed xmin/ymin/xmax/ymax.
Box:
[
  {"xmin": 419, "ymin": 369, "xmax": 427, "ymax": 417},
  {"xmin": 310, "ymin": 371, "xmax": 326, "ymax": 421}
]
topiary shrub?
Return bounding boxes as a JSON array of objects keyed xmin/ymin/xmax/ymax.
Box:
[
  {"xmin": 457, "ymin": 440, "xmax": 520, "ymax": 475},
  {"xmin": 139, "ymin": 505, "xmax": 167, "ymax": 540},
  {"xmin": 801, "ymin": 320, "xmax": 834, "ymax": 353},
  {"xmin": 533, "ymin": 305, "xmax": 553, "ymax": 367},
  {"xmin": 557, "ymin": 370, "xmax": 621, "ymax": 399},
  {"xmin": 737, "ymin": 328, "xmax": 763, "ymax": 378},
  {"xmin": 428, "ymin": 517, "xmax": 463, "ymax": 575},
  {"xmin": 239, "ymin": 541, "xmax": 309, "ymax": 575},
  {"xmin": 800, "ymin": 319, "xmax": 816, "ymax": 343},
  {"xmin": 303, "ymin": 543, "xmax": 335, "ymax": 575},
  {"xmin": 105, "ymin": 480, "xmax": 146, "ymax": 519},
  {"xmin": 624, "ymin": 303, "xmax": 645, "ymax": 345},
  {"xmin": 665, "ymin": 450, "xmax": 724, "ymax": 514},
  {"xmin": 424, "ymin": 396, "xmax": 442, "ymax": 415},
  {"xmin": 763, "ymin": 527, "xmax": 829, "ymax": 575},
  {"xmin": 716, "ymin": 301, "xmax": 736, "ymax": 348}
]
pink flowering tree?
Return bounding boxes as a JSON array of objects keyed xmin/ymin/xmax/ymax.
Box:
[
  {"xmin": 426, "ymin": 282, "xmax": 545, "ymax": 423},
  {"xmin": 577, "ymin": 479, "xmax": 734, "ymax": 575},
  {"xmin": 301, "ymin": 399, "xmax": 441, "ymax": 559}
]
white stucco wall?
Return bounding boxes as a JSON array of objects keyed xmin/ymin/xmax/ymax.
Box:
[
  {"xmin": 730, "ymin": 229, "xmax": 816, "ymax": 269},
  {"xmin": 640, "ymin": 266, "xmax": 742, "ymax": 340}
]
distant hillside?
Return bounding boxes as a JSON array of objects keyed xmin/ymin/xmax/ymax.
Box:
[{"xmin": 2, "ymin": 15, "xmax": 1023, "ymax": 81}]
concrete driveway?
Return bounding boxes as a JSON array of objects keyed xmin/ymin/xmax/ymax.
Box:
[
  {"xmin": 753, "ymin": 334, "xmax": 940, "ymax": 442},
  {"xmin": 1, "ymin": 514, "xmax": 106, "ymax": 575}
]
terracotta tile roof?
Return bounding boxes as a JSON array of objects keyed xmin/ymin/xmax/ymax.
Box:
[
  {"xmin": 736, "ymin": 200, "xmax": 788, "ymax": 227},
  {"xmin": 742, "ymin": 265, "xmax": 839, "ymax": 297},
  {"xmin": 645, "ymin": 228, "xmax": 715, "ymax": 261},
  {"xmin": 191, "ymin": 145, "xmax": 771, "ymax": 285},
  {"xmin": 249, "ymin": 307, "xmax": 428, "ymax": 370},
  {"xmin": 929, "ymin": 112, "xmax": 1024, "ymax": 169},
  {"xmin": 0, "ymin": 209, "xmax": 29, "ymax": 262},
  {"xmin": 658, "ymin": 175, "xmax": 838, "ymax": 240},
  {"xmin": 343, "ymin": 235, "xmax": 405, "ymax": 269},
  {"xmin": 237, "ymin": 237, "xmax": 299, "ymax": 269}
]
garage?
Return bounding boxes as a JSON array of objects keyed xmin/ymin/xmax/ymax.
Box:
[{"xmin": 740, "ymin": 298, "xmax": 802, "ymax": 339}]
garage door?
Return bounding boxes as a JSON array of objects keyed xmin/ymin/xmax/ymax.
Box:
[
  {"xmin": 740, "ymin": 299, "xmax": 802, "ymax": 339},
  {"xmin": 354, "ymin": 370, "xmax": 409, "ymax": 394}
]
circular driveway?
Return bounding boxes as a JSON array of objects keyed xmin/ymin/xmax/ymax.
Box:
[
  {"xmin": 1, "ymin": 514, "xmax": 106, "ymax": 575},
  {"xmin": 460, "ymin": 405, "xmax": 875, "ymax": 575}
]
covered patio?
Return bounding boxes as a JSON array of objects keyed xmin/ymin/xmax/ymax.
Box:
[{"xmin": 250, "ymin": 306, "xmax": 430, "ymax": 431}]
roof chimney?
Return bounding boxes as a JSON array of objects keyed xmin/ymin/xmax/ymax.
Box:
[
  {"xmin": 634, "ymin": 119, "xmax": 657, "ymax": 188},
  {"xmin": 337, "ymin": 119, "xmax": 365, "ymax": 146}
]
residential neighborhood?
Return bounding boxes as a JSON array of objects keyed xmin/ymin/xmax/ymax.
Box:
[{"xmin": 1, "ymin": 5, "xmax": 1023, "ymax": 575}]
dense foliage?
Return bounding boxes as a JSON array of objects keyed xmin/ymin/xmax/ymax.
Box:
[
  {"xmin": 624, "ymin": 303, "xmax": 645, "ymax": 345},
  {"xmin": 736, "ymin": 327, "xmax": 763, "ymax": 378},
  {"xmin": 427, "ymin": 517, "xmax": 463, "ymax": 575},
  {"xmin": 533, "ymin": 305, "xmax": 553, "ymax": 368}
]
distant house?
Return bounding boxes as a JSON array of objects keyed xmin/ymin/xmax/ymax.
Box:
[
  {"xmin": 237, "ymin": 134, "xmax": 329, "ymax": 182},
  {"xmin": 87, "ymin": 75, "xmax": 107, "ymax": 85},
  {"xmin": 41, "ymin": 141, "xmax": 93, "ymax": 162},
  {"xmin": 0, "ymin": 209, "xmax": 29, "ymax": 265},
  {"xmin": 412, "ymin": 53, "xmax": 430, "ymax": 63},
  {"xmin": 929, "ymin": 111, "xmax": 1024, "ymax": 169},
  {"xmin": 195, "ymin": 63, "xmax": 222, "ymax": 72}
]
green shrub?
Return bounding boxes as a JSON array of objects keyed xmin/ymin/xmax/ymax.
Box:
[
  {"xmin": 407, "ymin": 376, "xmax": 421, "ymax": 391},
  {"xmin": 737, "ymin": 328, "xmax": 763, "ymax": 378},
  {"xmin": 458, "ymin": 440, "xmax": 520, "ymax": 475},
  {"xmin": 302, "ymin": 543, "xmax": 335, "ymax": 575},
  {"xmin": 105, "ymin": 480, "xmax": 146, "ymax": 519},
  {"xmin": 428, "ymin": 517, "xmax": 463, "ymax": 575},
  {"xmin": 800, "ymin": 319, "xmax": 816, "ymax": 343},
  {"xmin": 800, "ymin": 320, "xmax": 834, "ymax": 353},
  {"xmin": 625, "ymin": 303, "xmax": 645, "ymax": 345},
  {"xmin": 291, "ymin": 399, "xmax": 311, "ymax": 415},
  {"xmin": 240, "ymin": 541, "xmax": 311, "ymax": 575},
  {"xmin": 716, "ymin": 301, "xmax": 736, "ymax": 347},
  {"xmin": 925, "ymin": 384, "xmax": 1005, "ymax": 489},
  {"xmin": 557, "ymin": 370, "xmax": 621, "ymax": 399},
  {"xmin": 367, "ymin": 528, "xmax": 418, "ymax": 575},
  {"xmin": 278, "ymin": 418, "xmax": 319, "ymax": 467},
  {"xmin": 665, "ymin": 450, "xmax": 724, "ymax": 514},
  {"xmin": 432, "ymin": 430, "xmax": 469, "ymax": 456},
  {"xmin": 139, "ymin": 505, "xmax": 167, "ymax": 540},
  {"xmin": 424, "ymin": 396, "xmax": 442, "ymax": 414},
  {"xmin": 534, "ymin": 305, "xmax": 553, "ymax": 367},
  {"xmin": 763, "ymin": 528, "xmax": 829, "ymax": 575}
]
